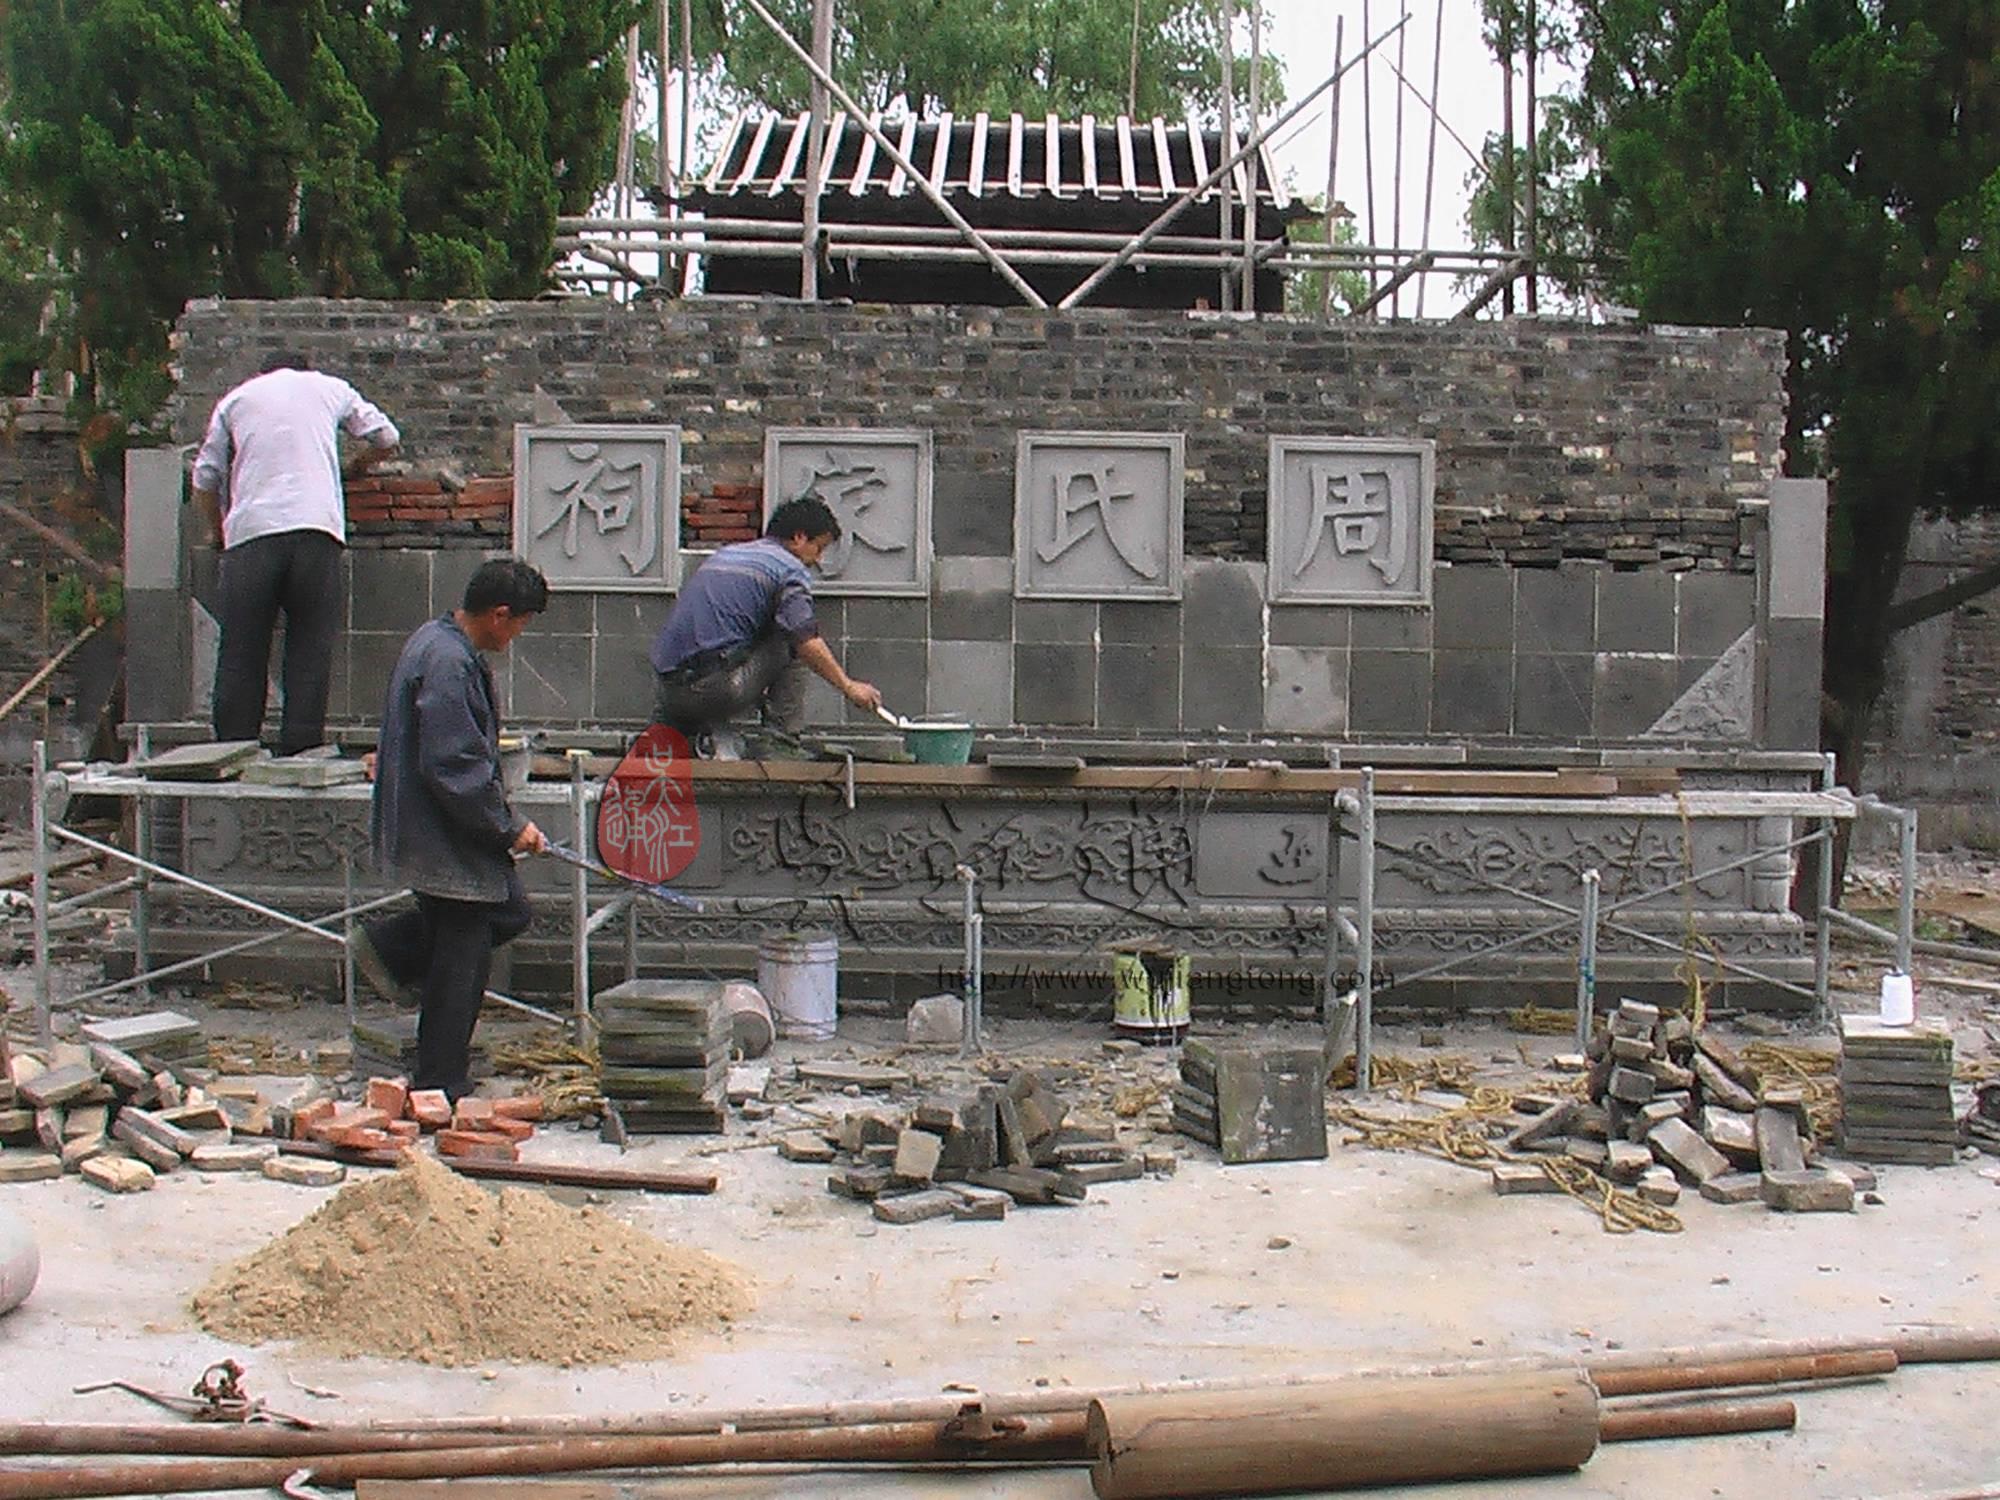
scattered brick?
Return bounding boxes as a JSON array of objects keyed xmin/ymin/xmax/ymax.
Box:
[
  {"xmin": 263, "ymin": 1155, "xmax": 348, "ymax": 1188},
  {"xmin": 438, "ymin": 1129, "xmax": 519, "ymax": 1163},
  {"xmin": 80, "ymin": 1156, "xmax": 155, "ymax": 1193},
  {"xmin": 872, "ymin": 1189, "xmax": 959, "ymax": 1225},
  {"xmin": 484, "ymin": 1116, "xmax": 535, "ymax": 1143},
  {"xmin": 491, "ymin": 1095, "xmax": 544, "ymax": 1123},
  {"xmin": 365, "ymin": 1078, "xmax": 410, "ymax": 1120},
  {"xmin": 191, "ymin": 1143, "xmax": 279, "ymax": 1172},
  {"xmin": 0, "ymin": 1149, "xmax": 63, "ymax": 1182},
  {"xmin": 408, "ymin": 1090, "xmax": 451, "ymax": 1129},
  {"xmin": 384, "ymin": 1120, "xmax": 422, "ymax": 1144},
  {"xmin": 292, "ymin": 1098, "xmax": 337, "ymax": 1140}
]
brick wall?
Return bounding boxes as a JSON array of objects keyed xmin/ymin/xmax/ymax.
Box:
[{"xmin": 173, "ymin": 300, "xmax": 1785, "ymax": 569}]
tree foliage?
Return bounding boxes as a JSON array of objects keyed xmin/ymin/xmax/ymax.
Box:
[
  {"xmin": 2, "ymin": 0, "xmax": 641, "ymax": 419},
  {"xmin": 1473, "ymin": 0, "xmax": 2000, "ymax": 784},
  {"xmin": 664, "ymin": 0, "xmax": 1279, "ymax": 124}
]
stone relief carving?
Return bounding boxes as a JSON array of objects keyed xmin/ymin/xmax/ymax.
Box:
[
  {"xmin": 1267, "ymin": 436, "xmax": 1435, "ymax": 606},
  {"xmin": 763, "ymin": 428, "xmax": 932, "ymax": 596},
  {"xmin": 513, "ymin": 425, "xmax": 679, "ymax": 591},
  {"xmin": 1376, "ymin": 820, "xmax": 1746, "ymax": 905},
  {"xmin": 1015, "ymin": 432, "xmax": 1184, "ymax": 600},
  {"xmin": 1645, "ymin": 628, "xmax": 1757, "ymax": 741},
  {"xmin": 185, "ymin": 802, "xmax": 371, "ymax": 877}
]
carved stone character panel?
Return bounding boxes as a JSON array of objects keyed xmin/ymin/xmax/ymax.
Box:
[
  {"xmin": 513, "ymin": 425, "xmax": 680, "ymax": 591},
  {"xmin": 1014, "ymin": 432, "xmax": 1184, "ymax": 600},
  {"xmin": 1267, "ymin": 436, "xmax": 1435, "ymax": 606},
  {"xmin": 762, "ymin": 429, "xmax": 932, "ymax": 596}
]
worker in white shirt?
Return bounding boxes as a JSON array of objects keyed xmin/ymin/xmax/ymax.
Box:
[{"xmin": 191, "ymin": 354, "xmax": 400, "ymax": 755}]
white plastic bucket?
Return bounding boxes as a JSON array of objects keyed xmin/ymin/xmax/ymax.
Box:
[
  {"xmin": 1879, "ymin": 969, "xmax": 1915, "ymax": 1026},
  {"xmin": 758, "ymin": 933, "xmax": 839, "ymax": 1041}
]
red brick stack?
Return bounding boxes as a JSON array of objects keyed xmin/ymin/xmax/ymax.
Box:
[
  {"xmin": 343, "ymin": 473, "xmax": 513, "ymax": 542},
  {"xmin": 682, "ymin": 482, "xmax": 762, "ymax": 546},
  {"xmin": 290, "ymin": 1080, "xmax": 544, "ymax": 1163}
]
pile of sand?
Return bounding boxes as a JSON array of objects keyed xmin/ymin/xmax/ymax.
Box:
[{"xmin": 193, "ymin": 1153, "xmax": 752, "ymax": 1367}]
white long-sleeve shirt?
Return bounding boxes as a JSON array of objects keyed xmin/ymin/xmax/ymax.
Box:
[{"xmin": 191, "ymin": 368, "xmax": 400, "ymax": 549}]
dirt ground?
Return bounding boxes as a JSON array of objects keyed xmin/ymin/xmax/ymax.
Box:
[{"xmin": 1, "ymin": 850, "xmax": 1998, "ymax": 1498}]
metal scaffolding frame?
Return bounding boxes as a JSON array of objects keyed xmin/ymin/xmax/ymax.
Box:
[{"xmin": 29, "ymin": 743, "xmax": 1910, "ymax": 1096}]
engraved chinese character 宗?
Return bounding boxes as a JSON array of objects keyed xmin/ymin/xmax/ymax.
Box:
[{"xmin": 762, "ymin": 429, "xmax": 931, "ymax": 596}]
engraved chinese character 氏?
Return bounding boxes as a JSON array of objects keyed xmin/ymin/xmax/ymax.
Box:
[
  {"xmin": 1293, "ymin": 461, "xmax": 1408, "ymax": 587},
  {"xmin": 1037, "ymin": 461, "xmax": 1159, "ymax": 580},
  {"xmin": 789, "ymin": 449, "xmax": 908, "ymax": 578},
  {"xmin": 537, "ymin": 442, "xmax": 658, "ymax": 576}
]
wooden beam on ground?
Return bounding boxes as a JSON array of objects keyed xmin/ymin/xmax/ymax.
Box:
[{"xmin": 275, "ymin": 1141, "xmax": 717, "ymax": 1196}]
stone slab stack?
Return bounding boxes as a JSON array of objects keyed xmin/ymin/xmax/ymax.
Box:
[
  {"xmin": 595, "ymin": 979, "xmax": 728, "ymax": 1134},
  {"xmin": 79, "ymin": 1012, "xmax": 205, "ymax": 1074},
  {"xmin": 1173, "ymin": 1040, "xmax": 1327, "ymax": 1164},
  {"xmin": 351, "ymin": 1015, "xmax": 485, "ymax": 1083},
  {"xmin": 1837, "ymin": 1014, "xmax": 1956, "ymax": 1166}
]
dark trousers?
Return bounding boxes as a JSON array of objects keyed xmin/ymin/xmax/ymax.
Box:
[
  {"xmin": 652, "ymin": 630, "xmax": 809, "ymax": 736},
  {"xmin": 365, "ymin": 871, "xmax": 532, "ymax": 1098},
  {"xmin": 212, "ymin": 529, "xmax": 344, "ymax": 755}
]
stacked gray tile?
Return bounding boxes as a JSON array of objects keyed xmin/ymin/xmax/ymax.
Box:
[
  {"xmin": 351, "ymin": 1014, "xmax": 485, "ymax": 1082},
  {"xmin": 1837, "ymin": 1014, "xmax": 1956, "ymax": 1166},
  {"xmin": 595, "ymin": 979, "xmax": 727, "ymax": 1134},
  {"xmin": 80, "ymin": 1012, "xmax": 205, "ymax": 1072},
  {"xmin": 1172, "ymin": 1038, "xmax": 1327, "ymax": 1164}
]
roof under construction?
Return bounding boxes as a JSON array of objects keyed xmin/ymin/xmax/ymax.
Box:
[{"xmin": 684, "ymin": 111, "xmax": 1300, "ymax": 309}]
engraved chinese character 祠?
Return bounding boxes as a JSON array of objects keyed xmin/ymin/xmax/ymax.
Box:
[
  {"xmin": 514, "ymin": 425, "xmax": 678, "ymax": 591},
  {"xmin": 1266, "ymin": 437, "xmax": 1434, "ymax": 606},
  {"xmin": 539, "ymin": 443, "xmax": 656, "ymax": 576}
]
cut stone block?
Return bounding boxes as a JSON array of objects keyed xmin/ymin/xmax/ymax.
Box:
[
  {"xmin": 872, "ymin": 1189, "xmax": 960, "ymax": 1225},
  {"xmin": 1565, "ymin": 1139, "xmax": 1609, "ymax": 1170},
  {"xmin": 964, "ymin": 1166, "xmax": 1088, "ymax": 1206},
  {"xmin": 1612, "ymin": 999, "xmax": 1660, "ymax": 1035},
  {"xmin": 1695, "ymin": 1031, "xmax": 1759, "ymax": 1091},
  {"xmin": 1694, "ymin": 1053, "xmax": 1758, "ymax": 1113},
  {"xmin": 111, "ymin": 1116, "xmax": 181, "ymax": 1171},
  {"xmin": 263, "ymin": 1155, "xmax": 348, "ymax": 1188},
  {"xmin": 796, "ymin": 1062, "xmax": 910, "ymax": 1091},
  {"xmin": 1646, "ymin": 1058, "xmax": 1696, "ymax": 1092},
  {"xmin": 1491, "ymin": 1162, "xmax": 1562, "ymax": 1195},
  {"xmin": 80, "ymin": 1010, "xmax": 204, "ymax": 1051},
  {"xmin": 1647, "ymin": 1116, "xmax": 1731, "ymax": 1186},
  {"xmin": 1699, "ymin": 1172, "xmax": 1763, "ymax": 1205},
  {"xmin": 1632, "ymin": 1099, "xmax": 1686, "ymax": 1140},
  {"xmin": 1701, "ymin": 1107, "xmax": 1758, "ymax": 1161},
  {"xmin": 949, "ymin": 1185, "xmax": 1012, "ymax": 1220},
  {"xmin": 904, "ymin": 994, "xmax": 964, "ymax": 1047},
  {"xmin": 777, "ymin": 1132, "xmax": 837, "ymax": 1164},
  {"xmin": 191, "ymin": 1143, "xmax": 278, "ymax": 1172},
  {"xmin": 1636, "ymin": 1166, "xmax": 1681, "ymax": 1206},
  {"xmin": 117, "ymin": 1107, "xmax": 197, "ymax": 1158},
  {"xmin": 725, "ymin": 1065, "xmax": 770, "ymax": 1104},
  {"xmin": 1754, "ymin": 1107, "xmax": 1806, "ymax": 1174},
  {"xmin": 827, "ymin": 1165, "xmax": 893, "ymax": 1200},
  {"xmin": 63, "ymin": 1104, "xmax": 108, "ymax": 1141},
  {"xmin": 60, "ymin": 1134, "xmax": 108, "ymax": 1171},
  {"xmin": 1502, "ymin": 1099, "xmax": 1577, "ymax": 1153},
  {"xmin": 1607, "ymin": 1067, "xmax": 1658, "ymax": 1105},
  {"xmin": 1761, "ymin": 1168, "xmax": 1855, "ymax": 1213},
  {"xmin": 1610, "ymin": 1036, "xmax": 1654, "ymax": 1064},
  {"xmin": 0, "ymin": 1108, "xmax": 33, "ymax": 1138},
  {"xmin": 1605, "ymin": 1140, "xmax": 1653, "ymax": 1184},
  {"xmin": 79, "ymin": 1155, "xmax": 155, "ymax": 1193},
  {"xmin": 19, "ymin": 1064, "xmax": 100, "ymax": 1109},
  {"xmin": 35, "ymin": 1109, "xmax": 61, "ymax": 1152},
  {"xmin": 891, "ymin": 1128, "xmax": 944, "ymax": 1185},
  {"xmin": 1066, "ymin": 1158, "xmax": 1144, "ymax": 1186},
  {"xmin": 0, "ymin": 1149, "xmax": 62, "ymax": 1182}
]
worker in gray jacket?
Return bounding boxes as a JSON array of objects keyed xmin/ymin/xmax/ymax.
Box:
[{"xmin": 353, "ymin": 558, "xmax": 549, "ymax": 1100}]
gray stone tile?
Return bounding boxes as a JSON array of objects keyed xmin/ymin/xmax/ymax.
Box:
[
  {"xmin": 934, "ymin": 556, "xmax": 1011, "ymax": 593},
  {"xmin": 1770, "ymin": 477, "xmax": 1829, "ymax": 621},
  {"xmin": 123, "ymin": 590, "xmax": 189, "ymax": 723},
  {"xmin": 347, "ymin": 632, "xmax": 412, "ymax": 722},
  {"xmin": 1269, "ymin": 606, "xmax": 1351, "ymax": 647},
  {"xmin": 843, "ymin": 640, "xmax": 928, "ymax": 722},
  {"xmin": 592, "ymin": 635, "xmax": 656, "ymax": 724},
  {"xmin": 1351, "ymin": 607, "xmax": 1432, "ymax": 650},
  {"xmin": 509, "ymin": 634, "xmax": 594, "ymax": 722},
  {"xmin": 432, "ymin": 549, "xmax": 492, "ymax": 617},
  {"xmin": 350, "ymin": 550, "xmax": 432, "ymax": 633},
  {"xmin": 1183, "ymin": 560, "xmax": 1265, "ymax": 646},
  {"xmin": 810, "ymin": 597, "xmax": 844, "ymax": 638},
  {"xmin": 1678, "ymin": 572, "xmax": 1755, "ymax": 658},
  {"xmin": 529, "ymin": 588, "xmax": 596, "ymax": 636},
  {"xmin": 801, "ymin": 674, "xmax": 846, "ymax": 727},
  {"xmin": 1514, "ymin": 568, "xmax": 1596, "ymax": 654},
  {"xmin": 1593, "ymin": 655, "xmax": 1680, "ymax": 738},
  {"xmin": 930, "ymin": 587, "xmax": 1012, "ymax": 641},
  {"xmin": 1432, "ymin": 650, "xmax": 1513, "ymax": 734},
  {"xmin": 1433, "ymin": 566, "xmax": 1514, "ymax": 650},
  {"xmin": 1014, "ymin": 600, "xmax": 1097, "ymax": 643},
  {"xmin": 1765, "ymin": 618, "xmax": 1822, "ymax": 749},
  {"xmin": 1265, "ymin": 646, "xmax": 1347, "ymax": 734},
  {"xmin": 927, "ymin": 640, "xmax": 1013, "ymax": 726},
  {"xmin": 932, "ymin": 471, "xmax": 1013, "ymax": 556},
  {"xmin": 594, "ymin": 592, "xmax": 660, "ymax": 642},
  {"xmin": 1349, "ymin": 650, "xmax": 1431, "ymax": 735},
  {"xmin": 1183, "ymin": 647, "xmax": 1264, "ymax": 733},
  {"xmin": 1514, "ymin": 654, "xmax": 1594, "ymax": 740},
  {"xmin": 1015, "ymin": 643, "xmax": 1096, "ymax": 725},
  {"xmin": 123, "ymin": 449, "xmax": 184, "ymax": 591},
  {"xmin": 1100, "ymin": 600, "xmax": 1182, "ymax": 645},
  {"xmin": 1098, "ymin": 644, "xmax": 1180, "ymax": 730},
  {"xmin": 845, "ymin": 597, "xmax": 928, "ymax": 641},
  {"xmin": 1597, "ymin": 572, "xmax": 1675, "ymax": 653}
]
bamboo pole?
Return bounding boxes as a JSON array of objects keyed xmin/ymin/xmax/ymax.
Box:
[
  {"xmin": 1590, "ymin": 1349, "xmax": 1898, "ymax": 1397},
  {"xmin": 360, "ymin": 1330, "xmax": 1995, "ymax": 1439},
  {"xmin": 1598, "ymin": 1397, "xmax": 1796, "ymax": 1443},
  {"xmin": 0, "ymin": 621, "xmax": 103, "ymax": 725},
  {"xmin": 0, "ymin": 1415, "xmax": 1089, "ymax": 1500},
  {"xmin": 0, "ymin": 1428, "xmax": 556, "ymax": 1459},
  {"xmin": 1086, "ymin": 1369, "xmax": 1600, "ymax": 1500}
]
